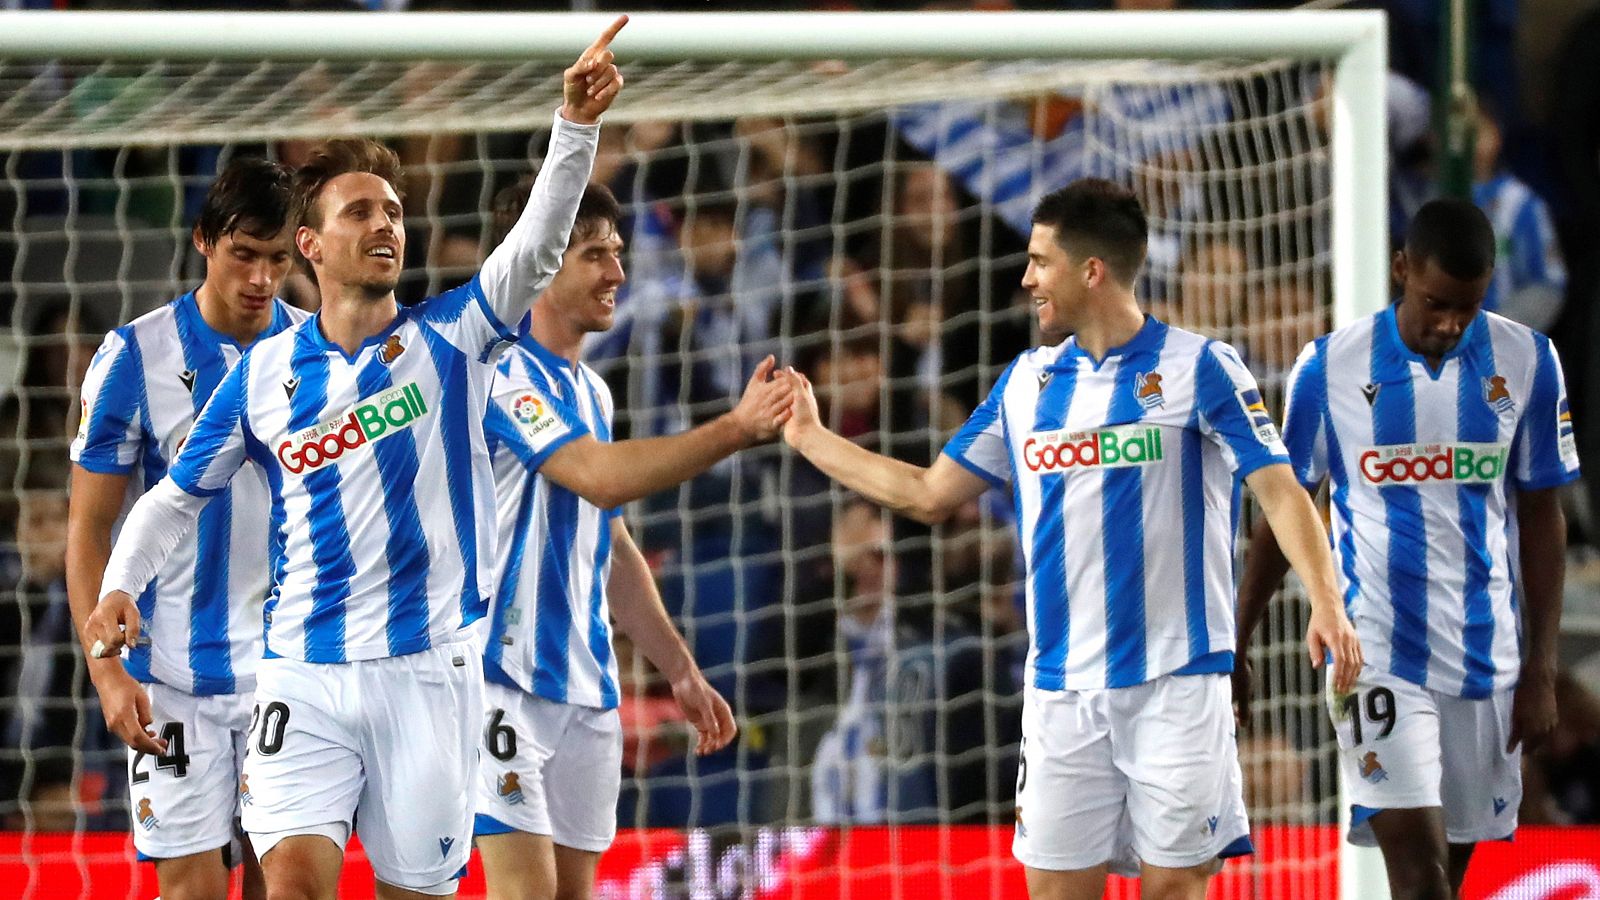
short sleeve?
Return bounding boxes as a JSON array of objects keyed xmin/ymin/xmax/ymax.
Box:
[
  {"xmin": 486, "ymin": 368, "xmax": 590, "ymax": 471},
  {"xmin": 1281, "ymin": 341, "xmax": 1329, "ymax": 490},
  {"xmin": 1194, "ymin": 341, "xmax": 1291, "ymax": 478},
  {"xmin": 70, "ymin": 328, "xmax": 145, "ymax": 474},
  {"xmin": 1512, "ymin": 334, "xmax": 1580, "ymax": 491},
  {"xmin": 940, "ymin": 359, "xmax": 1017, "ymax": 489},
  {"xmin": 169, "ymin": 354, "xmax": 252, "ymax": 498}
]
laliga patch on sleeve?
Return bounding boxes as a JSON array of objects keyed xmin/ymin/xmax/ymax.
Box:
[
  {"xmin": 1558, "ymin": 395, "xmax": 1579, "ymax": 470},
  {"xmin": 510, "ymin": 390, "xmax": 565, "ymax": 442},
  {"xmin": 77, "ymin": 396, "xmax": 91, "ymax": 441},
  {"xmin": 1235, "ymin": 387, "xmax": 1282, "ymax": 446}
]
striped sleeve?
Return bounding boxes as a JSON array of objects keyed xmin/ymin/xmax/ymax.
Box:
[
  {"xmin": 169, "ymin": 353, "xmax": 251, "ymax": 498},
  {"xmin": 1512, "ymin": 333, "xmax": 1580, "ymax": 490},
  {"xmin": 1194, "ymin": 340, "xmax": 1290, "ymax": 478},
  {"xmin": 70, "ymin": 328, "xmax": 144, "ymax": 474},
  {"xmin": 940, "ymin": 358, "xmax": 1016, "ymax": 489},
  {"xmin": 1281, "ymin": 341, "xmax": 1330, "ymax": 490},
  {"xmin": 486, "ymin": 367, "xmax": 589, "ymax": 471}
]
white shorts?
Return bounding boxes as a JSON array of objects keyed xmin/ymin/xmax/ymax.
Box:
[
  {"xmin": 1012, "ymin": 673, "xmax": 1251, "ymax": 873},
  {"xmin": 240, "ymin": 641, "xmax": 483, "ymax": 891},
  {"xmin": 128, "ymin": 683, "xmax": 253, "ymax": 861},
  {"xmin": 1329, "ymin": 668, "xmax": 1520, "ymax": 846},
  {"xmin": 473, "ymin": 682, "xmax": 621, "ymax": 853}
]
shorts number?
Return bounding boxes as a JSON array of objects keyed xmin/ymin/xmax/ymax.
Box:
[
  {"xmin": 1340, "ymin": 686, "xmax": 1397, "ymax": 745},
  {"xmin": 252, "ymin": 702, "xmax": 291, "ymax": 756},
  {"xmin": 486, "ymin": 709, "xmax": 516, "ymax": 762},
  {"xmin": 1016, "ymin": 735, "xmax": 1028, "ymax": 794},
  {"xmin": 130, "ymin": 723, "xmax": 191, "ymax": 783}
]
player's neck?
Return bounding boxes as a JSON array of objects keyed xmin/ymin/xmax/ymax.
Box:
[
  {"xmin": 194, "ymin": 282, "xmax": 273, "ymax": 346},
  {"xmin": 1071, "ymin": 294, "xmax": 1145, "ymax": 362},
  {"xmin": 527, "ymin": 301, "xmax": 583, "ymax": 367},
  {"xmin": 318, "ymin": 290, "xmax": 400, "ymax": 356}
]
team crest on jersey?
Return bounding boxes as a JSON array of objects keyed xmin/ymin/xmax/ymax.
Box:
[
  {"xmin": 1483, "ymin": 375, "xmax": 1514, "ymax": 414},
  {"xmin": 136, "ymin": 798, "xmax": 160, "ymax": 830},
  {"xmin": 378, "ymin": 334, "xmax": 405, "ymax": 365},
  {"xmin": 1358, "ymin": 751, "xmax": 1388, "ymax": 784},
  {"xmin": 1135, "ymin": 371, "xmax": 1165, "ymax": 409},
  {"xmin": 1234, "ymin": 388, "xmax": 1280, "ymax": 446},
  {"xmin": 239, "ymin": 775, "xmax": 254, "ymax": 807},
  {"xmin": 497, "ymin": 772, "xmax": 525, "ymax": 806}
]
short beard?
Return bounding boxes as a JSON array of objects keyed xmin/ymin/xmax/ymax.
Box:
[{"xmin": 357, "ymin": 274, "xmax": 399, "ymax": 300}]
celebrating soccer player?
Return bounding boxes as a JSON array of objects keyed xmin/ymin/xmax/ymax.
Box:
[
  {"xmin": 1236, "ymin": 198, "xmax": 1578, "ymax": 900},
  {"xmin": 81, "ymin": 17, "xmax": 626, "ymax": 900},
  {"xmin": 778, "ymin": 178, "xmax": 1361, "ymax": 900},
  {"xmin": 66, "ymin": 157, "xmax": 305, "ymax": 900},
  {"xmin": 471, "ymin": 178, "xmax": 787, "ymax": 900}
]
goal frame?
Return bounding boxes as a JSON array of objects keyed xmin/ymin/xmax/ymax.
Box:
[{"xmin": 0, "ymin": 9, "xmax": 1389, "ymax": 898}]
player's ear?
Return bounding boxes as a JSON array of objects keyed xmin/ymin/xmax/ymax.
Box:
[
  {"xmin": 296, "ymin": 224, "xmax": 321, "ymax": 265},
  {"xmin": 192, "ymin": 225, "xmax": 212, "ymax": 259},
  {"xmin": 1390, "ymin": 250, "xmax": 1408, "ymax": 292}
]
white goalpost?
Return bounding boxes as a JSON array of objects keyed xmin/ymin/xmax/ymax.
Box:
[{"xmin": 0, "ymin": 10, "xmax": 1387, "ymax": 899}]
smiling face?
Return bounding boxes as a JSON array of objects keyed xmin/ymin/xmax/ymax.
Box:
[
  {"xmin": 544, "ymin": 218, "xmax": 625, "ymax": 334},
  {"xmin": 1393, "ymin": 250, "xmax": 1490, "ymax": 362},
  {"xmin": 296, "ymin": 172, "xmax": 405, "ymax": 301},
  {"xmin": 1021, "ymin": 223, "xmax": 1089, "ymax": 341}
]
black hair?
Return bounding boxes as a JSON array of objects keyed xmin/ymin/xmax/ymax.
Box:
[
  {"xmin": 194, "ymin": 157, "xmax": 292, "ymax": 247},
  {"xmin": 491, "ymin": 178, "xmax": 621, "ymax": 247},
  {"xmin": 1404, "ymin": 198, "xmax": 1496, "ymax": 281},
  {"xmin": 1030, "ymin": 178, "xmax": 1148, "ymax": 286}
]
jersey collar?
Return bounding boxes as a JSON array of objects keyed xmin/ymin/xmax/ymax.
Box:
[
  {"xmin": 177, "ymin": 289, "xmax": 291, "ymax": 350},
  {"xmin": 1052, "ymin": 314, "xmax": 1167, "ymax": 371},
  {"xmin": 304, "ymin": 305, "xmax": 411, "ymax": 364},
  {"xmin": 1375, "ymin": 304, "xmax": 1487, "ymax": 380}
]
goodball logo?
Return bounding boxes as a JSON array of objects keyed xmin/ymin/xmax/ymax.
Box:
[
  {"xmin": 1358, "ymin": 442, "xmax": 1508, "ymax": 486},
  {"xmin": 277, "ymin": 383, "xmax": 429, "ymax": 474}
]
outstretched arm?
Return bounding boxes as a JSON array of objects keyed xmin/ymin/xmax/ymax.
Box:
[
  {"xmin": 1245, "ymin": 463, "xmax": 1362, "ymax": 694},
  {"xmin": 479, "ymin": 16, "xmax": 627, "ymax": 326},
  {"xmin": 780, "ymin": 369, "xmax": 989, "ymax": 524},
  {"xmin": 608, "ymin": 517, "xmax": 736, "ymax": 755},
  {"xmin": 533, "ymin": 356, "xmax": 792, "ymax": 509}
]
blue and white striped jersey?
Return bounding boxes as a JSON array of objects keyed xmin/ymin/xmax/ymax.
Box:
[
  {"xmin": 71, "ymin": 293, "xmax": 308, "ymax": 695},
  {"xmin": 945, "ymin": 318, "xmax": 1289, "ymax": 691},
  {"xmin": 481, "ymin": 335, "xmax": 620, "ymax": 710},
  {"xmin": 1282, "ymin": 307, "xmax": 1579, "ymax": 698},
  {"xmin": 1473, "ymin": 174, "xmax": 1566, "ymax": 315},
  {"xmin": 164, "ymin": 113, "xmax": 598, "ymax": 665}
]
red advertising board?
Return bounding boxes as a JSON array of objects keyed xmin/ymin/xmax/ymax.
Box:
[{"xmin": 4, "ymin": 825, "xmax": 1597, "ymax": 899}]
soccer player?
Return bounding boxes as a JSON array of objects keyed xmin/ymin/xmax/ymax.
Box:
[
  {"xmin": 81, "ymin": 18, "xmax": 627, "ymax": 900},
  {"xmin": 1235, "ymin": 198, "xmax": 1578, "ymax": 900},
  {"xmin": 777, "ymin": 178, "xmax": 1362, "ymax": 900},
  {"xmin": 66, "ymin": 156, "xmax": 304, "ymax": 900},
  {"xmin": 472, "ymin": 179, "xmax": 785, "ymax": 900}
]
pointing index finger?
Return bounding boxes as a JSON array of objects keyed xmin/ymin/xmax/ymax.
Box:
[{"xmin": 588, "ymin": 15, "xmax": 629, "ymax": 55}]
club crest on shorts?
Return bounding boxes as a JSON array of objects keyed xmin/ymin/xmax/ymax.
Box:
[
  {"xmin": 1358, "ymin": 751, "xmax": 1388, "ymax": 784},
  {"xmin": 1014, "ymin": 805, "xmax": 1026, "ymax": 837},
  {"xmin": 239, "ymin": 775, "xmax": 254, "ymax": 807},
  {"xmin": 1483, "ymin": 375, "xmax": 1514, "ymax": 414},
  {"xmin": 498, "ymin": 771, "xmax": 525, "ymax": 806},
  {"xmin": 1135, "ymin": 371, "xmax": 1165, "ymax": 409},
  {"xmin": 136, "ymin": 797, "xmax": 161, "ymax": 830}
]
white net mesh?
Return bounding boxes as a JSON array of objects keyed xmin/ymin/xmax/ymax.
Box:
[{"xmin": 2, "ymin": 50, "xmax": 1342, "ymax": 898}]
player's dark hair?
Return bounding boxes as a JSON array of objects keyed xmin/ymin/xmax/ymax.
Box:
[
  {"xmin": 193, "ymin": 157, "xmax": 292, "ymax": 247},
  {"xmin": 290, "ymin": 138, "xmax": 405, "ymax": 231},
  {"xmin": 491, "ymin": 177, "xmax": 621, "ymax": 247},
  {"xmin": 1031, "ymin": 178, "xmax": 1148, "ymax": 286},
  {"xmin": 1404, "ymin": 198, "xmax": 1496, "ymax": 281}
]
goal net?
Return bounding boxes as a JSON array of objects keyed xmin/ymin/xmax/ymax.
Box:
[{"xmin": 0, "ymin": 10, "xmax": 1386, "ymax": 899}]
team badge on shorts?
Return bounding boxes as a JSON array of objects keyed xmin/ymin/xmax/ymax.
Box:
[
  {"xmin": 136, "ymin": 798, "xmax": 161, "ymax": 830},
  {"xmin": 1358, "ymin": 751, "xmax": 1389, "ymax": 784},
  {"xmin": 1014, "ymin": 805, "xmax": 1026, "ymax": 838},
  {"xmin": 498, "ymin": 772, "xmax": 526, "ymax": 806},
  {"xmin": 239, "ymin": 775, "xmax": 254, "ymax": 807}
]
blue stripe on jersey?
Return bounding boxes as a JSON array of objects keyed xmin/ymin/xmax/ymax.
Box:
[
  {"xmin": 1284, "ymin": 342, "xmax": 1328, "ymax": 490},
  {"xmin": 584, "ymin": 377, "xmax": 619, "ymax": 708},
  {"xmin": 175, "ymin": 297, "xmax": 236, "ymax": 694},
  {"xmin": 1370, "ymin": 337, "xmax": 1429, "ymax": 684},
  {"xmin": 1457, "ymin": 348, "xmax": 1500, "ymax": 698},
  {"xmin": 289, "ymin": 347, "xmax": 355, "ymax": 662},
  {"xmin": 486, "ymin": 463, "xmax": 540, "ymax": 676},
  {"xmin": 1030, "ymin": 368, "xmax": 1078, "ymax": 690},
  {"xmin": 419, "ymin": 324, "xmax": 484, "ymax": 625},
  {"xmin": 77, "ymin": 327, "xmax": 146, "ymax": 475},
  {"xmin": 1181, "ymin": 402, "xmax": 1207, "ymax": 661},
  {"xmin": 355, "ymin": 356, "xmax": 433, "ymax": 656},
  {"xmin": 113, "ymin": 331, "xmax": 160, "ymax": 680},
  {"xmin": 1517, "ymin": 334, "xmax": 1574, "ymax": 490},
  {"xmin": 533, "ymin": 482, "xmax": 580, "ymax": 702},
  {"xmin": 1315, "ymin": 345, "xmax": 1364, "ymax": 613},
  {"xmin": 241, "ymin": 402, "xmax": 288, "ymax": 660},
  {"xmin": 1103, "ymin": 357, "xmax": 1153, "ymax": 688}
]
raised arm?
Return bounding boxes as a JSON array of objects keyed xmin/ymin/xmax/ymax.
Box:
[
  {"xmin": 478, "ymin": 16, "xmax": 626, "ymax": 327},
  {"xmin": 779, "ymin": 369, "xmax": 990, "ymax": 524}
]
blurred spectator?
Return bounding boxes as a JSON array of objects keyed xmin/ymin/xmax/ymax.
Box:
[{"xmin": 1471, "ymin": 103, "xmax": 1567, "ymax": 331}]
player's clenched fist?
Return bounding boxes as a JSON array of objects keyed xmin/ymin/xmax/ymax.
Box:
[
  {"xmin": 84, "ymin": 589, "xmax": 141, "ymax": 660},
  {"xmin": 562, "ymin": 15, "xmax": 628, "ymax": 125}
]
